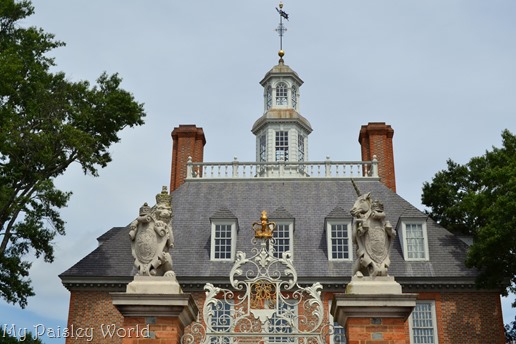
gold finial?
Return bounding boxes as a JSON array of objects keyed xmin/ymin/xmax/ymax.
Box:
[
  {"xmin": 279, "ymin": 1, "xmax": 283, "ymax": 9},
  {"xmin": 252, "ymin": 210, "xmax": 276, "ymax": 239}
]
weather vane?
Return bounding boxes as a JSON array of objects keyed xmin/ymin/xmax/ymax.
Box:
[{"xmin": 275, "ymin": 2, "xmax": 289, "ymax": 62}]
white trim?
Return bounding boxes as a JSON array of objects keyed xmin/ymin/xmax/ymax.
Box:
[
  {"xmin": 398, "ymin": 219, "xmax": 430, "ymax": 261},
  {"xmin": 210, "ymin": 220, "xmax": 237, "ymax": 261},
  {"xmin": 326, "ymin": 220, "xmax": 353, "ymax": 261},
  {"xmin": 409, "ymin": 300, "xmax": 439, "ymax": 344}
]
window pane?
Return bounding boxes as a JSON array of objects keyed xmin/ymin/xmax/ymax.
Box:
[
  {"xmin": 275, "ymin": 131, "xmax": 289, "ymax": 161},
  {"xmin": 412, "ymin": 302, "xmax": 435, "ymax": 344},
  {"xmin": 276, "ymin": 82, "xmax": 288, "ymax": 105},
  {"xmin": 267, "ymin": 86, "xmax": 272, "ymax": 110},
  {"xmin": 260, "ymin": 135, "xmax": 266, "ymax": 162},
  {"xmin": 298, "ymin": 134, "xmax": 304, "ymax": 162},
  {"xmin": 273, "ymin": 224, "xmax": 291, "ymax": 258},
  {"xmin": 291, "ymin": 86, "xmax": 297, "ymax": 109},
  {"xmin": 330, "ymin": 223, "xmax": 349, "ymax": 260},
  {"xmin": 406, "ymin": 223, "xmax": 425, "ymax": 259},
  {"xmin": 214, "ymin": 224, "xmax": 233, "ymax": 260}
]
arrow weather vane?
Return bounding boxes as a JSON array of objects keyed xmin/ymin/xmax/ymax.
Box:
[{"xmin": 275, "ymin": 2, "xmax": 289, "ymax": 61}]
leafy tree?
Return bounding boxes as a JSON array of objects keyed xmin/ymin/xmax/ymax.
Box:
[
  {"xmin": 0, "ymin": 0, "xmax": 145, "ymax": 307},
  {"xmin": 506, "ymin": 315, "xmax": 516, "ymax": 343},
  {"xmin": 422, "ymin": 130, "xmax": 516, "ymax": 298}
]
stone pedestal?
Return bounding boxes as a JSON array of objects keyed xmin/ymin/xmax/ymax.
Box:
[
  {"xmin": 331, "ymin": 276, "xmax": 417, "ymax": 344},
  {"xmin": 111, "ymin": 276, "xmax": 197, "ymax": 344}
]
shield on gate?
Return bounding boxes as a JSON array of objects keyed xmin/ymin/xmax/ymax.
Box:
[{"xmin": 365, "ymin": 226, "xmax": 388, "ymax": 264}]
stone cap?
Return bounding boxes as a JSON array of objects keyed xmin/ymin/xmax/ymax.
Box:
[
  {"xmin": 111, "ymin": 293, "xmax": 198, "ymax": 327},
  {"xmin": 331, "ymin": 293, "xmax": 418, "ymax": 326}
]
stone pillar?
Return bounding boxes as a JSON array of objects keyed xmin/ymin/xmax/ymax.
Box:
[
  {"xmin": 170, "ymin": 125, "xmax": 206, "ymax": 192},
  {"xmin": 111, "ymin": 276, "xmax": 198, "ymax": 344},
  {"xmin": 331, "ymin": 276, "xmax": 417, "ymax": 344},
  {"xmin": 358, "ymin": 122, "xmax": 396, "ymax": 192}
]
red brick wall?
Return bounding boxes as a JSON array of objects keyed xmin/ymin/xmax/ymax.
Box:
[
  {"xmin": 428, "ymin": 292, "xmax": 505, "ymax": 344},
  {"xmin": 358, "ymin": 122, "xmax": 396, "ymax": 192},
  {"xmin": 65, "ymin": 289, "xmax": 504, "ymax": 344},
  {"xmin": 66, "ymin": 290, "xmax": 124, "ymax": 344},
  {"xmin": 170, "ymin": 125, "xmax": 206, "ymax": 192}
]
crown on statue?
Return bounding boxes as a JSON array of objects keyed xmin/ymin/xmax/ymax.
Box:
[
  {"xmin": 139, "ymin": 202, "xmax": 151, "ymax": 216},
  {"xmin": 156, "ymin": 186, "xmax": 172, "ymax": 207},
  {"xmin": 252, "ymin": 210, "xmax": 276, "ymax": 239}
]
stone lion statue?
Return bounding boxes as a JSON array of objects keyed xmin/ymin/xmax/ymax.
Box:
[{"xmin": 129, "ymin": 186, "xmax": 175, "ymax": 277}]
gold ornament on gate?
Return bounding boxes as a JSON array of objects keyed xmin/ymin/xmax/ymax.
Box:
[{"xmin": 252, "ymin": 211, "xmax": 276, "ymax": 239}]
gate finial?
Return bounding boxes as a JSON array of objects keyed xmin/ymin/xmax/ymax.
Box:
[{"xmin": 252, "ymin": 210, "xmax": 276, "ymax": 239}]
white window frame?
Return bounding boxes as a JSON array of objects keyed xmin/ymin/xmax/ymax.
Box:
[
  {"xmin": 326, "ymin": 220, "xmax": 353, "ymax": 261},
  {"xmin": 275, "ymin": 82, "xmax": 288, "ymax": 106},
  {"xmin": 210, "ymin": 220, "xmax": 237, "ymax": 261},
  {"xmin": 297, "ymin": 134, "xmax": 305, "ymax": 162},
  {"xmin": 328, "ymin": 300, "xmax": 346, "ymax": 344},
  {"xmin": 409, "ymin": 300, "xmax": 438, "ymax": 344},
  {"xmin": 272, "ymin": 222, "xmax": 293, "ymax": 259},
  {"xmin": 275, "ymin": 130, "xmax": 289, "ymax": 161},
  {"xmin": 398, "ymin": 219, "xmax": 430, "ymax": 261}
]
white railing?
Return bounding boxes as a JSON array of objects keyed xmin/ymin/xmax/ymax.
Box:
[{"xmin": 185, "ymin": 156, "xmax": 378, "ymax": 180}]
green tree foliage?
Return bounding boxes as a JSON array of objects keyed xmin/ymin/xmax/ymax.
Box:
[
  {"xmin": 422, "ymin": 130, "xmax": 516, "ymax": 296},
  {"xmin": 506, "ymin": 315, "xmax": 516, "ymax": 343},
  {"xmin": 0, "ymin": 0, "xmax": 145, "ymax": 308}
]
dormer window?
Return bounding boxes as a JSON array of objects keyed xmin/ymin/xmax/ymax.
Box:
[
  {"xmin": 266, "ymin": 86, "xmax": 272, "ymax": 110},
  {"xmin": 326, "ymin": 220, "xmax": 352, "ymax": 261},
  {"xmin": 399, "ymin": 219, "xmax": 429, "ymax": 261},
  {"xmin": 272, "ymin": 222, "xmax": 293, "ymax": 259},
  {"xmin": 275, "ymin": 82, "xmax": 288, "ymax": 106},
  {"xmin": 210, "ymin": 220, "xmax": 237, "ymax": 261}
]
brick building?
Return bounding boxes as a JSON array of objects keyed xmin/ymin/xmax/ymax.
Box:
[{"xmin": 60, "ymin": 53, "xmax": 505, "ymax": 343}]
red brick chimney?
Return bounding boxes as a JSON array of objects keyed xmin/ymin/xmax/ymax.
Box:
[
  {"xmin": 170, "ymin": 125, "xmax": 206, "ymax": 192},
  {"xmin": 358, "ymin": 122, "xmax": 396, "ymax": 192}
]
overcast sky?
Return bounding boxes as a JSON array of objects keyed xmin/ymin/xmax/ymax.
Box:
[{"xmin": 2, "ymin": 1, "xmax": 515, "ymax": 342}]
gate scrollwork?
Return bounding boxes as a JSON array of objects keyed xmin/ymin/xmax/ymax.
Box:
[{"xmin": 182, "ymin": 211, "xmax": 334, "ymax": 344}]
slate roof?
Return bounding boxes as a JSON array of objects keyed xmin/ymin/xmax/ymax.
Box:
[{"xmin": 60, "ymin": 179, "xmax": 477, "ymax": 287}]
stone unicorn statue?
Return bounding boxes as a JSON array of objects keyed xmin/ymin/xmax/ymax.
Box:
[{"xmin": 350, "ymin": 180, "xmax": 396, "ymax": 277}]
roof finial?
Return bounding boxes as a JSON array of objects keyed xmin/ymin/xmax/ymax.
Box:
[{"xmin": 275, "ymin": 2, "xmax": 289, "ymax": 64}]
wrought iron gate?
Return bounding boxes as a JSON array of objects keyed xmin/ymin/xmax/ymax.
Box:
[{"xmin": 181, "ymin": 211, "xmax": 337, "ymax": 344}]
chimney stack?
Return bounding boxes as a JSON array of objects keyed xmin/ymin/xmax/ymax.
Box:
[
  {"xmin": 359, "ymin": 122, "xmax": 396, "ymax": 192},
  {"xmin": 170, "ymin": 125, "xmax": 206, "ymax": 192}
]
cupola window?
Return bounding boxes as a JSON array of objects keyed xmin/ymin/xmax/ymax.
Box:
[
  {"xmin": 298, "ymin": 134, "xmax": 305, "ymax": 162},
  {"xmin": 275, "ymin": 131, "xmax": 289, "ymax": 161},
  {"xmin": 275, "ymin": 82, "xmax": 288, "ymax": 106},
  {"xmin": 259, "ymin": 135, "xmax": 266, "ymax": 162},
  {"xmin": 291, "ymin": 85, "xmax": 297, "ymax": 109},
  {"xmin": 266, "ymin": 86, "xmax": 272, "ymax": 110}
]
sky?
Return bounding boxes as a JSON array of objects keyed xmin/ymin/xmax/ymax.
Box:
[{"xmin": 1, "ymin": 0, "xmax": 516, "ymax": 342}]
